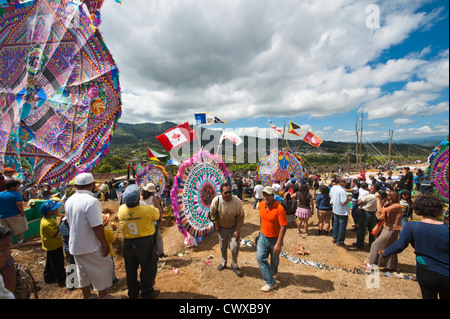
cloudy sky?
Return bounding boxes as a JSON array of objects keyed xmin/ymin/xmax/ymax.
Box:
[{"xmin": 100, "ymin": 0, "xmax": 449, "ymax": 142}]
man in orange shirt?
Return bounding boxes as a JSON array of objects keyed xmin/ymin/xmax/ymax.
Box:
[{"xmin": 256, "ymin": 186, "xmax": 288, "ymax": 292}]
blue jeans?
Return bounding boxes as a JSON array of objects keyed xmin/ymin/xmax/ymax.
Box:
[
  {"xmin": 332, "ymin": 214, "xmax": 348, "ymax": 244},
  {"xmin": 256, "ymin": 232, "xmax": 280, "ymax": 286},
  {"xmin": 253, "ymin": 198, "xmax": 262, "ymax": 209}
]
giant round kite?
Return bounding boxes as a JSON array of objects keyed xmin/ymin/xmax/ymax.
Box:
[
  {"xmin": 0, "ymin": 0, "xmax": 121, "ymax": 186},
  {"xmin": 258, "ymin": 148, "xmax": 305, "ymax": 186},
  {"xmin": 427, "ymin": 136, "xmax": 449, "ymax": 203},
  {"xmin": 135, "ymin": 164, "xmax": 168, "ymax": 197},
  {"xmin": 171, "ymin": 149, "xmax": 231, "ymax": 246}
]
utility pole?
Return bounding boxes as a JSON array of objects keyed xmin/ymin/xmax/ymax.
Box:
[
  {"xmin": 355, "ymin": 114, "xmax": 360, "ymax": 171},
  {"xmin": 359, "ymin": 111, "xmax": 364, "ymax": 172},
  {"xmin": 388, "ymin": 129, "xmax": 394, "ymax": 165}
]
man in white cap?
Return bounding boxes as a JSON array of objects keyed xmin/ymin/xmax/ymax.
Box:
[
  {"xmin": 64, "ymin": 173, "xmax": 113, "ymax": 299},
  {"xmin": 256, "ymin": 186, "xmax": 287, "ymax": 292}
]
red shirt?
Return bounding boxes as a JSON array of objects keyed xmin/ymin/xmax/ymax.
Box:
[{"xmin": 259, "ymin": 201, "xmax": 287, "ymax": 238}]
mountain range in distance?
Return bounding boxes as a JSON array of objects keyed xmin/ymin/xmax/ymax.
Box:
[{"xmin": 111, "ymin": 121, "xmax": 446, "ymax": 148}]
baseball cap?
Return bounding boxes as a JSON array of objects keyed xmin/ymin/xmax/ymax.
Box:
[
  {"xmin": 40, "ymin": 200, "xmax": 63, "ymax": 214},
  {"xmin": 143, "ymin": 183, "xmax": 156, "ymax": 192},
  {"xmin": 122, "ymin": 184, "xmax": 140, "ymax": 205},
  {"xmin": 3, "ymin": 167, "xmax": 14, "ymax": 172},
  {"xmin": 74, "ymin": 173, "xmax": 95, "ymax": 186},
  {"xmin": 262, "ymin": 186, "xmax": 276, "ymax": 195}
]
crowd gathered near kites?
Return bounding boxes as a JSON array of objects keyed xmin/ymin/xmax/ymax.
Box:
[{"xmin": 0, "ymin": 0, "xmax": 448, "ymax": 300}]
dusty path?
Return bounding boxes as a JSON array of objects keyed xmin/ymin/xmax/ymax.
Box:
[{"xmin": 12, "ymin": 194, "xmax": 421, "ymax": 300}]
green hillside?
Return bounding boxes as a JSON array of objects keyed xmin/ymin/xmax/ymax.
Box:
[{"xmin": 92, "ymin": 122, "xmax": 437, "ymax": 174}]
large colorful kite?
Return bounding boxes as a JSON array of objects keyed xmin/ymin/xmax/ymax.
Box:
[
  {"xmin": 171, "ymin": 149, "xmax": 231, "ymax": 246},
  {"xmin": 135, "ymin": 163, "xmax": 168, "ymax": 198},
  {"xmin": 258, "ymin": 148, "xmax": 305, "ymax": 186},
  {"xmin": 427, "ymin": 136, "xmax": 449, "ymax": 203},
  {"xmin": 0, "ymin": 0, "xmax": 121, "ymax": 186}
]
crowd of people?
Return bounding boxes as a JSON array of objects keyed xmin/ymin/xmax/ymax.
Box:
[{"xmin": 0, "ymin": 164, "xmax": 448, "ymax": 299}]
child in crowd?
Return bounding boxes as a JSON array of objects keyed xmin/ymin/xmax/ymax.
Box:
[
  {"xmin": 59, "ymin": 216, "xmax": 75, "ymax": 290},
  {"xmin": 39, "ymin": 200, "xmax": 66, "ymax": 286},
  {"xmin": 399, "ymin": 190, "xmax": 413, "ymax": 229},
  {"xmin": 103, "ymin": 210, "xmax": 118, "ymax": 286}
]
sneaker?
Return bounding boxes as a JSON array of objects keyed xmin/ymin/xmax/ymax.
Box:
[
  {"xmin": 217, "ymin": 264, "xmax": 226, "ymax": 271},
  {"xmin": 261, "ymin": 282, "xmax": 277, "ymax": 292},
  {"xmin": 103, "ymin": 294, "xmax": 124, "ymax": 299},
  {"xmin": 231, "ymin": 266, "xmax": 243, "ymax": 277},
  {"xmin": 149, "ymin": 289, "xmax": 160, "ymax": 299},
  {"xmin": 88, "ymin": 293, "xmax": 98, "ymax": 299}
]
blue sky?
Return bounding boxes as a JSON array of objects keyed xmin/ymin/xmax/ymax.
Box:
[{"xmin": 100, "ymin": 0, "xmax": 449, "ymax": 143}]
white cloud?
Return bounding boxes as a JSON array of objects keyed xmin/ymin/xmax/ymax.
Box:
[
  {"xmin": 394, "ymin": 118, "xmax": 416, "ymax": 126},
  {"xmin": 100, "ymin": 0, "xmax": 448, "ymax": 141}
]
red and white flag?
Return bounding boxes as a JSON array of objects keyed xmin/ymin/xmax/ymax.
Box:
[
  {"xmin": 219, "ymin": 131, "xmax": 243, "ymax": 146},
  {"xmin": 303, "ymin": 131, "xmax": 323, "ymax": 147},
  {"xmin": 156, "ymin": 122, "xmax": 197, "ymax": 152}
]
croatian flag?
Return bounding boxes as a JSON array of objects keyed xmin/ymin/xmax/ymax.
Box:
[{"xmin": 195, "ymin": 113, "xmax": 226, "ymax": 126}]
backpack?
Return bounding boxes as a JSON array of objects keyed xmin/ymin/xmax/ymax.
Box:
[
  {"xmin": 282, "ymin": 197, "xmax": 297, "ymax": 215},
  {"xmin": 14, "ymin": 264, "xmax": 39, "ymax": 299}
]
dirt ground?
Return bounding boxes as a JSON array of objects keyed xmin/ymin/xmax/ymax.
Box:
[{"xmin": 11, "ymin": 188, "xmax": 422, "ymax": 300}]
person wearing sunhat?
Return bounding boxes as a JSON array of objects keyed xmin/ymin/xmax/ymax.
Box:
[
  {"xmin": 140, "ymin": 183, "xmax": 165, "ymax": 258},
  {"xmin": 118, "ymin": 184, "xmax": 160, "ymax": 299},
  {"xmin": 2, "ymin": 167, "xmax": 15, "ymax": 181},
  {"xmin": 256, "ymin": 186, "xmax": 287, "ymax": 292},
  {"xmin": 40, "ymin": 200, "xmax": 66, "ymax": 286},
  {"xmin": 64, "ymin": 173, "xmax": 113, "ymax": 299}
]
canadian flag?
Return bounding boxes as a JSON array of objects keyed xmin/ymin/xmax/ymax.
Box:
[
  {"xmin": 156, "ymin": 122, "xmax": 197, "ymax": 152},
  {"xmin": 302, "ymin": 131, "xmax": 323, "ymax": 148}
]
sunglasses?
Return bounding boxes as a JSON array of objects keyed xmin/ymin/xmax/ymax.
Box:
[{"xmin": 223, "ymin": 191, "xmax": 232, "ymax": 195}]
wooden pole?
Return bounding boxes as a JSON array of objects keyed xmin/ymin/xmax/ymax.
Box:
[{"xmin": 360, "ymin": 111, "xmax": 364, "ymax": 172}]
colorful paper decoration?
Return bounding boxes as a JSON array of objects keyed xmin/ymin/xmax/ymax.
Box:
[
  {"xmin": 135, "ymin": 164, "xmax": 168, "ymax": 198},
  {"xmin": 427, "ymin": 136, "xmax": 449, "ymax": 203},
  {"xmin": 258, "ymin": 148, "xmax": 305, "ymax": 186},
  {"xmin": 0, "ymin": 0, "xmax": 121, "ymax": 186},
  {"xmin": 171, "ymin": 149, "xmax": 231, "ymax": 246}
]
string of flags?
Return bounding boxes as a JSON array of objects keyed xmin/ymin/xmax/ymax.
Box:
[
  {"xmin": 152, "ymin": 114, "xmax": 324, "ymax": 162},
  {"xmin": 195, "ymin": 112, "xmax": 226, "ymax": 126}
]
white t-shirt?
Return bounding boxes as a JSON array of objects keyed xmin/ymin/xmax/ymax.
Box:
[
  {"xmin": 0, "ymin": 274, "xmax": 14, "ymax": 299},
  {"xmin": 358, "ymin": 188, "xmax": 370, "ymax": 200},
  {"xmin": 254, "ymin": 185, "xmax": 264, "ymax": 199},
  {"xmin": 272, "ymin": 183, "xmax": 281, "ymax": 192},
  {"xmin": 330, "ymin": 185, "xmax": 350, "ymax": 216},
  {"xmin": 65, "ymin": 190, "xmax": 103, "ymax": 255}
]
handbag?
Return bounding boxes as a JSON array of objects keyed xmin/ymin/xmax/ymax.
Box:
[{"xmin": 371, "ymin": 219, "xmax": 385, "ymax": 237}]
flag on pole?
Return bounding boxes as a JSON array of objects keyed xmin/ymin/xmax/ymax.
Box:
[
  {"xmin": 303, "ymin": 131, "xmax": 323, "ymax": 147},
  {"xmin": 156, "ymin": 122, "xmax": 197, "ymax": 152},
  {"xmin": 219, "ymin": 131, "xmax": 243, "ymax": 146},
  {"xmin": 195, "ymin": 113, "xmax": 226, "ymax": 126},
  {"xmin": 288, "ymin": 121, "xmax": 302, "ymax": 137},
  {"xmin": 148, "ymin": 148, "xmax": 167, "ymax": 161},
  {"xmin": 268, "ymin": 121, "xmax": 282, "ymax": 135}
]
